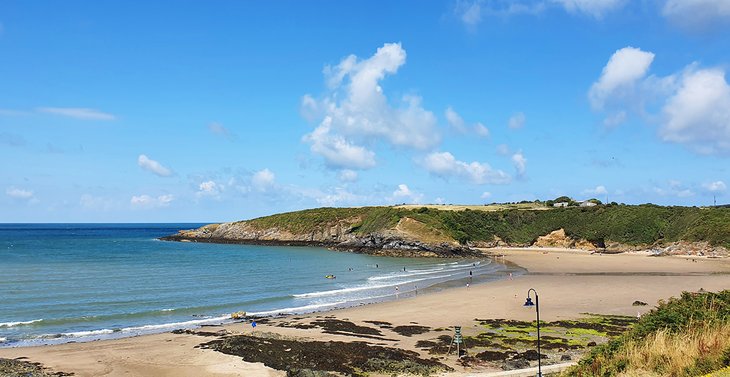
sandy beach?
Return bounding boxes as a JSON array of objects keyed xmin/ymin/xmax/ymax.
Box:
[{"xmin": 2, "ymin": 248, "xmax": 728, "ymax": 376}]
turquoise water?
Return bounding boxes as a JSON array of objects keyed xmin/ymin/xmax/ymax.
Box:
[{"xmin": 0, "ymin": 224, "xmax": 510, "ymax": 347}]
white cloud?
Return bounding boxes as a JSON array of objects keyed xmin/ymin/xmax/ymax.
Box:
[
  {"xmin": 553, "ymin": 0, "xmax": 626, "ymax": 18},
  {"xmin": 445, "ymin": 107, "xmax": 467, "ymax": 133},
  {"xmin": 303, "ymin": 119, "xmax": 377, "ymax": 169},
  {"xmin": 662, "ymin": 0, "xmax": 730, "ymax": 30},
  {"xmin": 434, "ymin": 197, "xmax": 446, "ymax": 204},
  {"xmin": 589, "ymin": 47, "xmax": 655, "ymax": 110},
  {"xmin": 703, "ymin": 181, "xmax": 727, "ymax": 192},
  {"xmin": 390, "ymin": 184, "xmax": 424, "ymax": 204},
  {"xmin": 197, "ymin": 180, "xmax": 221, "ymax": 197},
  {"xmin": 252, "ymin": 168, "xmax": 276, "ymax": 191},
  {"xmin": 6, "ymin": 187, "xmax": 34, "ymax": 200},
  {"xmin": 481, "ymin": 191, "xmax": 492, "ymax": 199},
  {"xmin": 511, "ymin": 152, "xmax": 527, "ymax": 177},
  {"xmin": 137, "ymin": 154, "xmax": 173, "ymax": 177},
  {"xmin": 37, "ymin": 107, "xmax": 116, "ymax": 121},
  {"xmin": 474, "ymin": 122, "xmax": 490, "ymax": 137},
  {"xmin": 130, "ymin": 194, "xmax": 174, "ymax": 209},
  {"xmin": 314, "ymin": 187, "xmax": 363, "ymax": 206},
  {"xmin": 423, "ymin": 151, "xmax": 511, "ymax": 184},
  {"xmin": 302, "ymin": 43, "xmax": 440, "ymax": 170},
  {"xmin": 508, "ymin": 112, "xmax": 526, "ymax": 129},
  {"xmin": 583, "ymin": 185, "xmax": 608, "ymax": 197},
  {"xmin": 338, "ymin": 169, "xmax": 358, "ymax": 182},
  {"xmin": 660, "ymin": 67, "xmax": 730, "ymax": 154}
]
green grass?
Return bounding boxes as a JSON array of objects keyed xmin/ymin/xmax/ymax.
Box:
[
  {"xmin": 564, "ymin": 290, "xmax": 730, "ymax": 376},
  {"xmin": 234, "ymin": 204, "xmax": 730, "ymax": 248}
]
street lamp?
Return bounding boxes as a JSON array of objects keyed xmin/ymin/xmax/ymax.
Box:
[{"xmin": 524, "ymin": 288, "xmax": 542, "ymax": 377}]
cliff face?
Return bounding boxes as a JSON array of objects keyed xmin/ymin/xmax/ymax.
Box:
[{"xmin": 162, "ymin": 217, "xmax": 480, "ymax": 258}]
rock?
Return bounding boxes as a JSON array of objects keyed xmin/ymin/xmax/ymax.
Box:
[
  {"xmin": 286, "ymin": 369, "xmax": 335, "ymax": 377},
  {"xmin": 632, "ymin": 300, "xmax": 648, "ymax": 306},
  {"xmin": 561, "ymin": 354, "xmax": 572, "ymax": 361},
  {"xmin": 587, "ymin": 341, "xmax": 597, "ymax": 347},
  {"xmin": 514, "ymin": 350, "xmax": 546, "ymax": 361},
  {"xmin": 502, "ymin": 358, "xmax": 530, "ymax": 370}
]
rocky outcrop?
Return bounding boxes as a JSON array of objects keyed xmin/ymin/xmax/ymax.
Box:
[
  {"xmin": 653, "ymin": 241, "xmax": 730, "ymax": 257},
  {"xmin": 532, "ymin": 228, "xmax": 598, "ymax": 250},
  {"xmin": 161, "ymin": 220, "xmax": 480, "ymax": 258}
]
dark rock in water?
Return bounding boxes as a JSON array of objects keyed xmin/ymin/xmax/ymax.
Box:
[
  {"xmin": 632, "ymin": 300, "xmax": 648, "ymax": 306},
  {"xmin": 502, "ymin": 358, "xmax": 530, "ymax": 370},
  {"xmin": 561, "ymin": 354, "xmax": 572, "ymax": 361}
]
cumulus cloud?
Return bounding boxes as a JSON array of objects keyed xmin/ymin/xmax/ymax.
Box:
[
  {"xmin": 303, "ymin": 120, "xmax": 377, "ymax": 169},
  {"xmin": 130, "ymin": 194, "xmax": 174, "ymax": 209},
  {"xmin": 508, "ymin": 112, "xmax": 526, "ymax": 129},
  {"xmin": 6, "ymin": 187, "xmax": 34, "ymax": 200},
  {"xmin": 390, "ymin": 184, "xmax": 424, "ymax": 204},
  {"xmin": 511, "ymin": 152, "xmax": 527, "ymax": 177},
  {"xmin": 589, "ymin": 47, "xmax": 730, "ymax": 154},
  {"xmin": 662, "ymin": 0, "xmax": 730, "ymax": 31},
  {"xmin": 314, "ymin": 187, "xmax": 363, "ymax": 206},
  {"xmin": 138, "ymin": 155, "xmax": 173, "ymax": 177},
  {"xmin": 481, "ymin": 191, "xmax": 492, "ymax": 199},
  {"xmin": 703, "ymin": 181, "xmax": 727, "ymax": 193},
  {"xmin": 338, "ymin": 169, "xmax": 358, "ymax": 182},
  {"xmin": 445, "ymin": 107, "xmax": 467, "ymax": 133},
  {"xmin": 660, "ymin": 67, "xmax": 730, "ymax": 154},
  {"xmin": 553, "ymin": 0, "xmax": 626, "ymax": 18},
  {"xmin": 302, "ymin": 43, "xmax": 440, "ymax": 170},
  {"xmin": 583, "ymin": 185, "xmax": 608, "ymax": 196},
  {"xmin": 474, "ymin": 122, "xmax": 490, "ymax": 137},
  {"xmin": 37, "ymin": 107, "xmax": 116, "ymax": 121},
  {"xmin": 589, "ymin": 47, "xmax": 655, "ymax": 110},
  {"xmin": 197, "ymin": 180, "xmax": 221, "ymax": 198},
  {"xmin": 423, "ymin": 151, "xmax": 511, "ymax": 184},
  {"xmin": 252, "ymin": 168, "xmax": 276, "ymax": 191}
]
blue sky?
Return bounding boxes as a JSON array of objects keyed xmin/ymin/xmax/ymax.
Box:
[{"xmin": 2, "ymin": 0, "xmax": 730, "ymax": 222}]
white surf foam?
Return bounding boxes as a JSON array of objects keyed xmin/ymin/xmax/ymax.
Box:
[
  {"xmin": 248, "ymin": 301, "xmax": 349, "ymax": 316},
  {"xmin": 293, "ymin": 273, "xmax": 456, "ymax": 299},
  {"xmin": 0, "ymin": 319, "xmax": 42, "ymax": 328}
]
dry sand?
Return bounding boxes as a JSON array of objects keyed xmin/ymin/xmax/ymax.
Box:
[{"xmin": 1, "ymin": 248, "xmax": 728, "ymax": 376}]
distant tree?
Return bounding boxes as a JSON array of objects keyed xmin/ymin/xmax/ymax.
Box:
[
  {"xmin": 554, "ymin": 196, "xmax": 571, "ymax": 203},
  {"xmin": 545, "ymin": 200, "xmax": 555, "ymax": 207}
]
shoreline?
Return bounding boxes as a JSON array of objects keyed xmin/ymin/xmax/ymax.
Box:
[
  {"xmin": 1, "ymin": 248, "xmax": 728, "ymax": 376},
  {"xmin": 1, "ymin": 254, "xmax": 513, "ymax": 349}
]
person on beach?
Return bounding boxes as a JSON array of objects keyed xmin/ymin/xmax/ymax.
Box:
[
  {"xmin": 403, "ymin": 267, "xmax": 406, "ymax": 272},
  {"xmin": 469, "ymin": 270, "xmax": 472, "ymax": 277}
]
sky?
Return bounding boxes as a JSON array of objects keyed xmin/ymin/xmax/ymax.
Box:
[{"xmin": 2, "ymin": 0, "xmax": 730, "ymax": 223}]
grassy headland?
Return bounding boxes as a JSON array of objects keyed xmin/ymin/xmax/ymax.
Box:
[{"xmin": 239, "ymin": 203, "xmax": 730, "ymax": 249}]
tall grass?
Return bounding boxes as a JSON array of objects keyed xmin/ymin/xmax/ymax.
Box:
[{"xmin": 565, "ymin": 291, "xmax": 730, "ymax": 377}]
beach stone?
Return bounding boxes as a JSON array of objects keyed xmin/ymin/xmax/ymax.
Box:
[
  {"xmin": 632, "ymin": 300, "xmax": 648, "ymax": 306},
  {"xmin": 502, "ymin": 358, "xmax": 530, "ymax": 370},
  {"xmin": 561, "ymin": 354, "xmax": 572, "ymax": 361}
]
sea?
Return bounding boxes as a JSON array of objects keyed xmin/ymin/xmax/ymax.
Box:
[{"xmin": 0, "ymin": 223, "xmax": 515, "ymax": 347}]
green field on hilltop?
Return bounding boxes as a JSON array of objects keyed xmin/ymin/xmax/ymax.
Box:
[{"xmin": 238, "ymin": 204, "xmax": 730, "ymax": 248}]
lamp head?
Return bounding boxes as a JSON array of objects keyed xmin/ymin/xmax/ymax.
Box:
[{"xmin": 523, "ymin": 297, "xmax": 535, "ymax": 307}]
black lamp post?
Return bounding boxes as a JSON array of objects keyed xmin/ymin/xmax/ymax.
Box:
[{"xmin": 524, "ymin": 288, "xmax": 542, "ymax": 377}]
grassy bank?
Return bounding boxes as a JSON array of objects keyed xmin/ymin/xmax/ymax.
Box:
[
  {"xmin": 564, "ymin": 290, "xmax": 730, "ymax": 376},
  {"xmin": 241, "ymin": 204, "xmax": 730, "ymax": 248}
]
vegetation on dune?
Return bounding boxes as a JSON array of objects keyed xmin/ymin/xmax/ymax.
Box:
[
  {"xmin": 564, "ymin": 290, "xmax": 730, "ymax": 377},
  {"xmin": 238, "ymin": 204, "xmax": 730, "ymax": 248}
]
